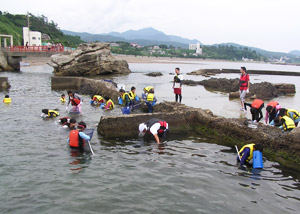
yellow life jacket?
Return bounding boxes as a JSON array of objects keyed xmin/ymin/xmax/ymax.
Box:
[
  {"xmin": 147, "ymin": 93, "xmax": 154, "ymax": 102},
  {"xmin": 48, "ymin": 110, "xmax": 60, "ymax": 117},
  {"xmin": 238, "ymin": 143, "xmax": 255, "ymax": 162},
  {"xmin": 122, "ymin": 92, "xmax": 131, "ymax": 101},
  {"xmin": 93, "ymin": 95, "xmax": 104, "ymax": 103},
  {"xmin": 282, "ymin": 116, "xmax": 295, "ymax": 130},
  {"xmin": 129, "ymin": 91, "xmax": 136, "ymax": 100},
  {"xmin": 60, "ymin": 97, "xmax": 66, "ymax": 102},
  {"xmin": 3, "ymin": 98, "xmax": 11, "ymax": 104},
  {"xmin": 144, "ymin": 86, "xmax": 154, "ymax": 93},
  {"xmin": 106, "ymin": 99, "xmax": 115, "ymax": 109},
  {"xmin": 286, "ymin": 109, "xmax": 300, "ymax": 120}
]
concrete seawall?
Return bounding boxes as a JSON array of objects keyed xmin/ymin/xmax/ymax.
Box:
[{"xmin": 98, "ymin": 102, "xmax": 300, "ymax": 171}]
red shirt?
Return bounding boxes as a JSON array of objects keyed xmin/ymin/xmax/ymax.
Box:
[{"xmin": 239, "ymin": 73, "xmax": 249, "ymax": 90}]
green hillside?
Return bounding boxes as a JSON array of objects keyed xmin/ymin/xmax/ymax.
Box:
[{"xmin": 0, "ymin": 11, "xmax": 83, "ymax": 47}]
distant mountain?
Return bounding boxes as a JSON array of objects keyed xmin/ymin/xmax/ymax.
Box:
[
  {"xmin": 212, "ymin": 43, "xmax": 298, "ymax": 60},
  {"xmin": 62, "ymin": 27, "xmax": 200, "ymax": 48},
  {"xmin": 289, "ymin": 50, "xmax": 300, "ymax": 56}
]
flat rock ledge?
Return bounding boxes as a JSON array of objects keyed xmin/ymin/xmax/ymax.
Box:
[
  {"xmin": 51, "ymin": 76, "xmax": 119, "ymax": 102},
  {"xmin": 48, "ymin": 43, "xmax": 131, "ymax": 76},
  {"xmin": 145, "ymin": 72, "xmax": 163, "ymax": 77},
  {"xmin": 98, "ymin": 101, "xmax": 300, "ymax": 172}
]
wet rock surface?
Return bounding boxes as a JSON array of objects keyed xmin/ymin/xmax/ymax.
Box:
[
  {"xmin": 183, "ymin": 78, "xmax": 295, "ymax": 100},
  {"xmin": 145, "ymin": 72, "xmax": 163, "ymax": 77},
  {"xmin": 48, "ymin": 43, "xmax": 131, "ymax": 76},
  {"xmin": 98, "ymin": 101, "xmax": 300, "ymax": 170},
  {"xmin": 51, "ymin": 76, "xmax": 119, "ymax": 102}
]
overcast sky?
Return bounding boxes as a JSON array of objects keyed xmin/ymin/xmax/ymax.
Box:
[{"xmin": 2, "ymin": 0, "xmax": 300, "ymax": 52}]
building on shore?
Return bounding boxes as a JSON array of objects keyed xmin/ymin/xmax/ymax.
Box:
[
  {"xmin": 23, "ymin": 27, "xmax": 41, "ymax": 46},
  {"xmin": 189, "ymin": 42, "xmax": 202, "ymax": 55}
]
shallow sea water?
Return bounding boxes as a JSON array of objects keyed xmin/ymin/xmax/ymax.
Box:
[{"xmin": 0, "ymin": 61, "xmax": 300, "ymax": 214}]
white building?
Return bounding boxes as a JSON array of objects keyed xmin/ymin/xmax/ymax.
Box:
[
  {"xmin": 189, "ymin": 42, "xmax": 202, "ymax": 55},
  {"xmin": 23, "ymin": 27, "xmax": 42, "ymax": 46}
]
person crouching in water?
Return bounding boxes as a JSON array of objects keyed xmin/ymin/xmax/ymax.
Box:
[
  {"xmin": 244, "ymin": 99, "xmax": 264, "ymax": 122},
  {"xmin": 3, "ymin": 95, "xmax": 11, "ymax": 104},
  {"xmin": 280, "ymin": 108, "xmax": 300, "ymax": 127},
  {"xmin": 67, "ymin": 91, "xmax": 82, "ymax": 112},
  {"xmin": 103, "ymin": 96, "xmax": 114, "ymax": 110},
  {"xmin": 41, "ymin": 109, "xmax": 60, "ymax": 118},
  {"xmin": 274, "ymin": 109, "xmax": 296, "ymax": 131},
  {"xmin": 119, "ymin": 89, "xmax": 132, "ymax": 107},
  {"xmin": 265, "ymin": 101, "xmax": 281, "ymax": 125},
  {"xmin": 68, "ymin": 121, "xmax": 90, "ymax": 151},
  {"xmin": 60, "ymin": 94, "xmax": 66, "ymax": 103},
  {"xmin": 59, "ymin": 117, "xmax": 77, "ymax": 130},
  {"xmin": 237, "ymin": 143, "xmax": 263, "ymax": 167},
  {"xmin": 91, "ymin": 94, "xmax": 104, "ymax": 105},
  {"xmin": 139, "ymin": 118, "xmax": 168, "ymax": 144}
]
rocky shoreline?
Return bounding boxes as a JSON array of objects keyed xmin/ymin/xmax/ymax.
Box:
[{"xmin": 98, "ymin": 102, "xmax": 300, "ymax": 172}]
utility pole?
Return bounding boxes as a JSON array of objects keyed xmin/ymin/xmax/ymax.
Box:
[{"xmin": 27, "ymin": 12, "xmax": 30, "ymax": 46}]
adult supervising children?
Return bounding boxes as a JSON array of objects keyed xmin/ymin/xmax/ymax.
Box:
[
  {"xmin": 239, "ymin": 67, "xmax": 249, "ymax": 110},
  {"xmin": 173, "ymin": 67, "xmax": 183, "ymax": 103}
]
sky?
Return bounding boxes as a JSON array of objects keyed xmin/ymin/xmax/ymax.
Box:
[{"xmin": 2, "ymin": 0, "xmax": 300, "ymax": 53}]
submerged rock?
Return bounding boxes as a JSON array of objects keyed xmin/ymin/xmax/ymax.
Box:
[
  {"xmin": 145, "ymin": 72, "xmax": 163, "ymax": 77},
  {"xmin": 48, "ymin": 43, "xmax": 131, "ymax": 76}
]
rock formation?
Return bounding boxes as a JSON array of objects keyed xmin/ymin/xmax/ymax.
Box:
[
  {"xmin": 48, "ymin": 43, "xmax": 131, "ymax": 76},
  {"xmin": 183, "ymin": 78, "xmax": 295, "ymax": 100},
  {"xmin": 0, "ymin": 77, "xmax": 11, "ymax": 90},
  {"xmin": 98, "ymin": 101, "xmax": 300, "ymax": 171},
  {"xmin": 0, "ymin": 51, "xmax": 13, "ymax": 72},
  {"xmin": 51, "ymin": 76, "xmax": 119, "ymax": 102},
  {"xmin": 188, "ymin": 68, "xmax": 300, "ymax": 77},
  {"xmin": 145, "ymin": 72, "xmax": 163, "ymax": 77}
]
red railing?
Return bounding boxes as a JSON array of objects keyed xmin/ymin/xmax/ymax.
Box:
[{"xmin": 5, "ymin": 45, "xmax": 74, "ymax": 53}]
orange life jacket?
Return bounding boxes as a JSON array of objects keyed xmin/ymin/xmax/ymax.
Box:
[
  {"xmin": 251, "ymin": 99, "xmax": 264, "ymax": 109},
  {"xmin": 71, "ymin": 98, "xmax": 81, "ymax": 106},
  {"xmin": 69, "ymin": 130, "xmax": 85, "ymax": 148},
  {"xmin": 267, "ymin": 101, "xmax": 279, "ymax": 108}
]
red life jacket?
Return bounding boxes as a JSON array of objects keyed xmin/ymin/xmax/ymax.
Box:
[
  {"xmin": 239, "ymin": 73, "xmax": 249, "ymax": 90},
  {"xmin": 145, "ymin": 118, "xmax": 167, "ymax": 135},
  {"xmin": 70, "ymin": 98, "xmax": 81, "ymax": 106},
  {"xmin": 69, "ymin": 130, "xmax": 85, "ymax": 148},
  {"xmin": 251, "ymin": 99, "xmax": 264, "ymax": 109},
  {"xmin": 267, "ymin": 101, "xmax": 279, "ymax": 108}
]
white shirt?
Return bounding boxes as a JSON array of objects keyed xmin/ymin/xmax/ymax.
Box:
[
  {"xmin": 174, "ymin": 74, "xmax": 183, "ymax": 88},
  {"xmin": 148, "ymin": 122, "xmax": 169, "ymax": 135}
]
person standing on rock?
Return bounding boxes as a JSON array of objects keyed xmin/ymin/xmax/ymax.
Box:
[
  {"xmin": 139, "ymin": 118, "xmax": 168, "ymax": 144},
  {"xmin": 244, "ymin": 99, "xmax": 264, "ymax": 122},
  {"xmin": 239, "ymin": 67, "xmax": 250, "ymax": 110},
  {"xmin": 173, "ymin": 67, "xmax": 183, "ymax": 103}
]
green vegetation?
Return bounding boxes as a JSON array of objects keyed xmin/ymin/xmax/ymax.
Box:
[
  {"xmin": 0, "ymin": 11, "xmax": 83, "ymax": 47},
  {"xmin": 110, "ymin": 42, "xmax": 264, "ymax": 61}
]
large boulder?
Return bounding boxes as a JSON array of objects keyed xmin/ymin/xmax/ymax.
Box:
[
  {"xmin": 48, "ymin": 43, "xmax": 131, "ymax": 76},
  {"xmin": 0, "ymin": 51, "xmax": 13, "ymax": 72}
]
